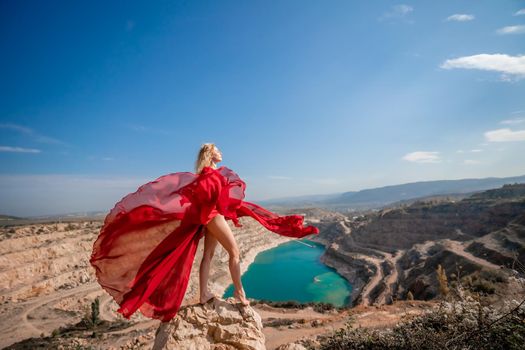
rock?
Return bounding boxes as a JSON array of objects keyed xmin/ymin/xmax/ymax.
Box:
[
  {"xmin": 153, "ymin": 297, "xmax": 265, "ymax": 350},
  {"xmin": 310, "ymin": 319, "xmax": 321, "ymax": 327}
]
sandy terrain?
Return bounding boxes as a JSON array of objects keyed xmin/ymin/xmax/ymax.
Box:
[
  {"xmin": 0, "ymin": 217, "xmax": 319, "ymax": 348},
  {"xmin": 261, "ymin": 301, "xmax": 437, "ymax": 349}
]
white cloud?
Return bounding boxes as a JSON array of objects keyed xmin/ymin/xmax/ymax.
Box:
[
  {"xmin": 484, "ymin": 128, "xmax": 525, "ymax": 142},
  {"xmin": 440, "ymin": 53, "xmax": 525, "ymax": 80},
  {"xmin": 0, "ymin": 146, "xmax": 41, "ymax": 153},
  {"xmin": 378, "ymin": 4, "xmax": 414, "ymax": 22},
  {"xmin": 458, "ymin": 149, "xmax": 483, "ymax": 154},
  {"xmin": 496, "ymin": 25, "xmax": 525, "ymax": 35},
  {"xmin": 513, "ymin": 9, "xmax": 525, "ymax": 16},
  {"xmin": 464, "ymin": 159, "xmax": 481, "ymax": 165},
  {"xmin": 268, "ymin": 175, "xmax": 292, "ymax": 180},
  {"xmin": 0, "ymin": 123, "xmax": 32, "ymax": 134},
  {"xmin": 0, "ymin": 122, "xmax": 65, "ymax": 145},
  {"xmin": 501, "ymin": 117, "xmax": 525, "ymax": 125},
  {"xmin": 402, "ymin": 151, "xmax": 441, "ymax": 163},
  {"xmin": 445, "ymin": 14, "xmax": 475, "ymax": 22}
]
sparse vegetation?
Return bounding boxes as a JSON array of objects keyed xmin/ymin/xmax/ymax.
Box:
[
  {"xmin": 312, "ymin": 298, "xmax": 525, "ymax": 350},
  {"xmin": 252, "ymin": 299, "xmax": 348, "ymax": 313},
  {"xmin": 480, "ymin": 269, "xmax": 508, "ymax": 283},
  {"xmin": 82, "ymin": 297, "xmax": 101, "ymax": 328},
  {"xmin": 436, "ymin": 264, "xmax": 450, "ymax": 298},
  {"xmin": 65, "ymin": 223, "xmax": 77, "ymax": 231},
  {"xmin": 312, "ymin": 256, "xmax": 525, "ymax": 350},
  {"xmin": 462, "ymin": 274, "xmax": 497, "ymax": 295},
  {"xmin": 12, "ymin": 298, "xmax": 129, "ymax": 348},
  {"xmin": 264, "ymin": 318, "xmax": 301, "ymax": 327}
]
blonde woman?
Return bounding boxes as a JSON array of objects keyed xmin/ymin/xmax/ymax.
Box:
[
  {"xmin": 195, "ymin": 143, "xmax": 249, "ymax": 306},
  {"xmin": 90, "ymin": 142, "xmax": 319, "ymax": 322}
]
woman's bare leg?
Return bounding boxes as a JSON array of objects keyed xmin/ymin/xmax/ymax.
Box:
[
  {"xmin": 206, "ymin": 214, "xmax": 250, "ymax": 305},
  {"xmin": 199, "ymin": 226, "xmax": 219, "ymax": 303}
]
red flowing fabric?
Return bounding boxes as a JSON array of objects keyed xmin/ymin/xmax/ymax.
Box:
[{"xmin": 89, "ymin": 165, "xmax": 319, "ymax": 322}]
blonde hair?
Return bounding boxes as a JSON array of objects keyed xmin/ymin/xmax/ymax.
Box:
[{"xmin": 195, "ymin": 143, "xmax": 218, "ymax": 174}]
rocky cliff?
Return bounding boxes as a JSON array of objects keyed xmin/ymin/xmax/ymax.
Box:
[{"xmin": 317, "ymin": 183, "xmax": 525, "ymax": 306}]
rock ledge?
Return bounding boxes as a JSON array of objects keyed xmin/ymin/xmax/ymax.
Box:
[{"xmin": 153, "ymin": 297, "xmax": 265, "ymax": 350}]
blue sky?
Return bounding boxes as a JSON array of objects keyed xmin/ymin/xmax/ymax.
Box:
[{"xmin": 1, "ymin": 0, "xmax": 525, "ymax": 216}]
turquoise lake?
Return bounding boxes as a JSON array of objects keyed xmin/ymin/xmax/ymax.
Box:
[{"xmin": 222, "ymin": 239, "xmax": 352, "ymax": 307}]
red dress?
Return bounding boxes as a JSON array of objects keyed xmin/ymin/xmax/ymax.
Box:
[{"xmin": 89, "ymin": 165, "xmax": 319, "ymax": 322}]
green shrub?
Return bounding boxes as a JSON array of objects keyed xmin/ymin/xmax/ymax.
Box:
[
  {"xmin": 80, "ymin": 297, "xmax": 101, "ymax": 328},
  {"xmin": 480, "ymin": 269, "xmax": 508, "ymax": 283},
  {"xmin": 471, "ymin": 280, "xmax": 496, "ymax": 294},
  {"xmin": 90, "ymin": 297, "xmax": 100, "ymax": 326},
  {"xmin": 65, "ymin": 223, "xmax": 77, "ymax": 231}
]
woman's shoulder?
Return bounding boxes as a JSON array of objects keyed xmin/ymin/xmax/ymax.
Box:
[
  {"xmin": 202, "ymin": 164, "xmax": 229, "ymax": 172},
  {"xmin": 199, "ymin": 165, "xmax": 227, "ymax": 178},
  {"xmin": 202, "ymin": 165, "xmax": 243, "ymax": 182}
]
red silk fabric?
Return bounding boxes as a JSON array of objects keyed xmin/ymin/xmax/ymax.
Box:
[{"xmin": 89, "ymin": 165, "xmax": 319, "ymax": 322}]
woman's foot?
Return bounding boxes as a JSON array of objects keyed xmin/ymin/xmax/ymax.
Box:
[
  {"xmin": 233, "ymin": 288, "xmax": 250, "ymax": 306},
  {"xmin": 199, "ymin": 290, "xmax": 217, "ymax": 305}
]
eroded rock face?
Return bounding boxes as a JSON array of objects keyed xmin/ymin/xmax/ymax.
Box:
[
  {"xmin": 316, "ymin": 185, "xmax": 525, "ymax": 306},
  {"xmin": 349, "ymin": 197, "xmax": 525, "ymax": 250},
  {"xmin": 153, "ymin": 297, "xmax": 265, "ymax": 350}
]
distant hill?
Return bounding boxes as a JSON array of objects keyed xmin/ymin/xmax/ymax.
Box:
[
  {"xmin": 256, "ymin": 192, "xmax": 344, "ymax": 207},
  {"xmin": 0, "ymin": 211, "xmax": 106, "ymax": 226},
  {"xmin": 259, "ymin": 174, "xmax": 525, "ymax": 210},
  {"xmin": 4, "ymin": 174, "xmax": 525, "ymax": 220},
  {"xmin": 27, "ymin": 211, "xmax": 108, "ymax": 219},
  {"xmin": 0, "ymin": 214, "xmax": 23, "ymax": 220}
]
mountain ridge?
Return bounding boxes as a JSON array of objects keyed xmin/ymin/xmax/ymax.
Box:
[{"xmin": 260, "ymin": 174, "xmax": 525, "ymax": 210}]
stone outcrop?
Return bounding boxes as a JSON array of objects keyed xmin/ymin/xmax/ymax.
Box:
[{"xmin": 153, "ymin": 297, "xmax": 265, "ymax": 350}]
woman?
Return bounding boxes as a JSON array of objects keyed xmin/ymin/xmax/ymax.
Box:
[
  {"xmin": 90, "ymin": 143, "xmax": 319, "ymax": 322},
  {"xmin": 196, "ymin": 144, "xmax": 249, "ymax": 306}
]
